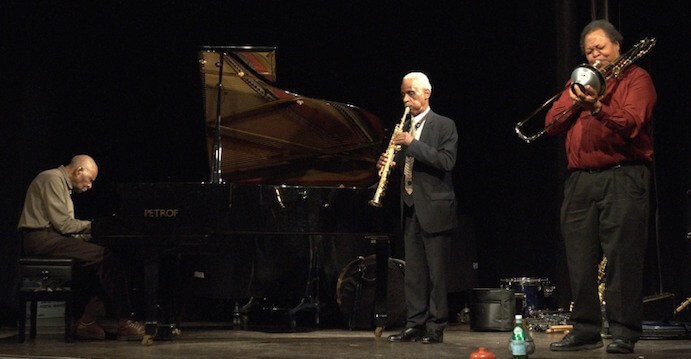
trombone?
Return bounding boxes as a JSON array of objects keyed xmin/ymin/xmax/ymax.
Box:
[{"xmin": 515, "ymin": 37, "xmax": 657, "ymax": 143}]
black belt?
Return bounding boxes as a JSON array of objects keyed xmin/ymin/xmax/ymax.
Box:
[{"xmin": 576, "ymin": 160, "xmax": 649, "ymax": 174}]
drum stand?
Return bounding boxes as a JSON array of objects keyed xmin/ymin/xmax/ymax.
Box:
[{"xmin": 370, "ymin": 235, "xmax": 390, "ymax": 337}]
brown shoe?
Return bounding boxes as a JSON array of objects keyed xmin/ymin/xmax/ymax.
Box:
[
  {"xmin": 117, "ymin": 319, "xmax": 145, "ymax": 341},
  {"xmin": 75, "ymin": 320, "xmax": 106, "ymax": 340}
]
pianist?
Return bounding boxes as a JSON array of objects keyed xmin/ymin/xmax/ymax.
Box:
[{"xmin": 17, "ymin": 154, "xmax": 144, "ymax": 340}]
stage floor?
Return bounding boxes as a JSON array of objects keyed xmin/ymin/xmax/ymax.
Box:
[{"xmin": 1, "ymin": 321, "xmax": 690, "ymax": 359}]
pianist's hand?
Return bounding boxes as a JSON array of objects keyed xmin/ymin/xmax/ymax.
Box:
[{"xmin": 72, "ymin": 233, "xmax": 92, "ymax": 241}]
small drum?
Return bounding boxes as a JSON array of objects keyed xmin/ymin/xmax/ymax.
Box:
[
  {"xmin": 500, "ymin": 277, "xmax": 554, "ymax": 317},
  {"xmin": 336, "ymin": 255, "xmax": 406, "ymax": 330}
]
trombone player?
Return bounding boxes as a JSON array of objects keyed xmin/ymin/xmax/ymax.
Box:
[{"xmin": 546, "ymin": 20, "xmax": 656, "ymax": 354}]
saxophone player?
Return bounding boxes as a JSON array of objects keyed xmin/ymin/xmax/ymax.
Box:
[{"xmin": 381, "ymin": 72, "xmax": 459, "ymax": 344}]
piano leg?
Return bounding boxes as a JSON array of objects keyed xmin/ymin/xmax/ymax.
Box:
[
  {"xmin": 142, "ymin": 259, "xmax": 159, "ymax": 345},
  {"xmin": 289, "ymin": 235, "xmax": 322, "ymax": 327},
  {"xmin": 370, "ymin": 235, "xmax": 390, "ymax": 337}
]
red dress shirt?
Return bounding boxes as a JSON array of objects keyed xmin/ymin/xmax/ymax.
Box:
[{"xmin": 545, "ymin": 65, "xmax": 656, "ymax": 170}]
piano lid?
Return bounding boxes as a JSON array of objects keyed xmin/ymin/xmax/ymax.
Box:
[{"xmin": 199, "ymin": 46, "xmax": 385, "ymax": 186}]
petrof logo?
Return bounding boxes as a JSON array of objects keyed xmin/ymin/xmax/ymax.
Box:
[{"xmin": 144, "ymin": 209, "xmax": 179, "ymax": 217}]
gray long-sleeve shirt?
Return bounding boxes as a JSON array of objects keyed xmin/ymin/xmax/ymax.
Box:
[{"xmin": 17, "ymin": 165, "xmax": 91, "ymax": 234}]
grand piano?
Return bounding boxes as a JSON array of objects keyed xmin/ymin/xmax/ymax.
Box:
[{"xmin": 92, "ymin": 46, "xmax": 402, "ymax": 343}]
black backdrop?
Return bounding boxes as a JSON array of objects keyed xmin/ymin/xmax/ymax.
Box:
[{"xmin": 1, "ymin": 1, "xmax": 688, "ymax": 325}]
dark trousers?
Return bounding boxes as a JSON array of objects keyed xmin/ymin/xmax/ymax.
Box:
[
  {"xmin": 561, "ymin": 164, "xmax": 650, "ymax": 342},
  {"xmin": 23, "ymin": 230, "xmax": 132, "ymax": 319},
  {"xmin": 403, "ymin": 205, "xmax": 451, "ymax": 332}
]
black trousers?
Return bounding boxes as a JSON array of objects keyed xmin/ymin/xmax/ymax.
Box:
[
  {"xmin": 403, "ymin": 205, "xmax": 451, "ymax": 332},
  {"xmin": 561, "ymin": 164, "xmax": 650, "ymax": 342},
  {"xmin": 23, "ymin": 229, "xmax": 132, "ymax": 319}
]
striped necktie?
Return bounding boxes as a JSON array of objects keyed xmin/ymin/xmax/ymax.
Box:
[{"xmin": 403, "ymin": 120, "xmax": 418, "ymax": 195}]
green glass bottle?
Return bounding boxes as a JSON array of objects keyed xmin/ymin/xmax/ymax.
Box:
[{"xmin": 511, "ymin": 314, "xmax": 528, "ymax": 358}]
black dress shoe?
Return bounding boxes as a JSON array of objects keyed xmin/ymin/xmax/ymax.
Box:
[
  {"xmin": 606, "ymin": 338, "xmax": 634, "ymax": 354},
  {"xmin": 388, "ymin": 327, "xmax": 423, "ymax": 342},
  {"xmin": 421, "ymin": 330, "xmax": 443, "ymax": 344},
  {"xmin": 550, "ymin": 332, "xmax": 603, "ymax": 351}
]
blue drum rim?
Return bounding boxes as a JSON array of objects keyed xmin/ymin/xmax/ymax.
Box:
[{"xmin": 500, "ymin": 277, "xmax": 550, "ymax": 285}]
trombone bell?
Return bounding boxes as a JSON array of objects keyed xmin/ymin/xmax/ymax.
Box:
[{"xmin": 570, "ymin": 63, "xmax": 606, "ymax": 97}]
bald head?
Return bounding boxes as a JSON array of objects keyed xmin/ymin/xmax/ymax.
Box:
[
  {"xmin": 68, "ymin": 155, "xmax": 97, "ymax": 170},
  {"xmin": 66, "ymin": 154, "xmax": 98, "ymax": 193}
]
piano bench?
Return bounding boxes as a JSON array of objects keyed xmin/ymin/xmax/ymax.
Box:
[{"xmin": 18, "ymin": 257, "xmax": 75, "ymax": 343}]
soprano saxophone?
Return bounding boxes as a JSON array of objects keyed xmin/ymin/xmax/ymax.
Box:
[{"xmin": 369, "ymin": 107, "xmax": 410, "ymax": 207}]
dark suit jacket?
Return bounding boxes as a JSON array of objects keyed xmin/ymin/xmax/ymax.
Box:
[{"xmin": 395, "ymin": 110, "xmax": 458, "ymax": 234}]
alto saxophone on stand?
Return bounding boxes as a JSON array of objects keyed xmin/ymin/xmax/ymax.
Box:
[{"xmin": 369, "ymin": 107, "xmax": 410, "ymax": 207}]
